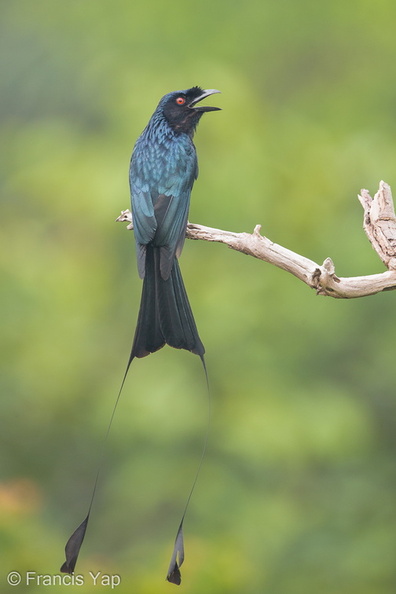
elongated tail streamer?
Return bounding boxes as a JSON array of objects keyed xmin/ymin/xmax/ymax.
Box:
[
  {"xmin": 166, "ymin": 354, "xmax": 210, "ymax": 584},
  {"xmin": 61, "ymin": 354, "xmax": 211, "ymax": 587}
]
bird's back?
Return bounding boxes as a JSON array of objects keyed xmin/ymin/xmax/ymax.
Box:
[{"xmin": 130, "ymin": 116, "xmax": 198, "ymax": 278}]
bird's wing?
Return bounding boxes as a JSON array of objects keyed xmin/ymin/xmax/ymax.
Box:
[
  {"xmin": 130, "ymin": 183, "xmax": 157, "ymax": 244},
  {"xmin": 130, "ymin": 133, "xmax": 198, "ymax": 278},
  {"xmin": 154, "ymin": 146, "xmax": 197, "ymax": 278},
  {"xmin": 129, "ymin": 143, "xmax": 159, "ymax": 277},
  {"xmin": 154, "ymin": 190, "xmax": 191, "ymax": 279}
]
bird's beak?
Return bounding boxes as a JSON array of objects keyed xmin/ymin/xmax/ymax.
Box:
[{"xmin": 189, "ymin": 89, "xmax": 221, "ymax": 112}]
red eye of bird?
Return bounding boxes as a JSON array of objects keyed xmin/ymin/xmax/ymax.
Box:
[{"xmin": 176, "ymin": 97, "xmax": 186, "ymax": 105}]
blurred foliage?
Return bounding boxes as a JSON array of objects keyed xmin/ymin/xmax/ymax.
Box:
[{"xmin": 1, "ymin": 0, "xmax": 396, "ymax": 592}]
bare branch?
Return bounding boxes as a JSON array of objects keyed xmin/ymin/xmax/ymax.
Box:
[
  {"xmin": 358, "ymin": 181, "xmax": 396, "ymax": 270},
  {"xmin": 116, "ymin": 181, "xmax": 396, "ymax": 299}
]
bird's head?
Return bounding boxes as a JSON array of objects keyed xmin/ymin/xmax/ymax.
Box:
[{"xmin": 159, "ymin": 86, "xmax": 221, "ymax": 135}]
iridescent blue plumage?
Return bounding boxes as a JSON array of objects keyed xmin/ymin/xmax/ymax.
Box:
[
  {"xmin": 130, "ymin": 113, "xmax": 197, "ymax": 278},
  {"xmin": 128, "ymin": 87, "xmax": 220, "ymax": 359}
]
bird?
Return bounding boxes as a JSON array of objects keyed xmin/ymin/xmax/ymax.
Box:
[
  {"xmin": 129, "ymin": 87, "xmax": 221, "ymax": 584},
  {"xmin": 129, "ymin": 86, "xmax": 221, "ymax": 361},
  {"xmin": 60, "ymin": 87, "xmax": 220, "ymax": 585}
]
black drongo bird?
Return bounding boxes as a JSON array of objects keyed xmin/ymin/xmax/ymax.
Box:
[
  {"xmin": 60, "ymin": 87, "xmax": 220, "ymax": 585},
  {"xmin": 129, "ymin": 87, "xmax": 220, "ymax": 584},
  {"xmin": 129, "ymin": 86, "xmax": 220, "ymax": 359}
]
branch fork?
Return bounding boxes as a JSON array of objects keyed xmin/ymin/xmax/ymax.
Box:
[{"xmin": 116, "ymin": 181, "xmax": 396, "ymax": 299}]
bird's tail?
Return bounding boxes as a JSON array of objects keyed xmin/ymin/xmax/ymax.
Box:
[
  {"xmin": 131, "ymin": 245, "xmax": 205, "ymax": 359},
  {"xmin": 60, "ymin": 247, "xmax": 206, "ymax": 579}
]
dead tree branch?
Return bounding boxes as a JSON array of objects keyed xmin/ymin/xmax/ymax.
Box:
[{"xmin": 116, "ymin": 180, "xmax": 396, "ymax": 299}]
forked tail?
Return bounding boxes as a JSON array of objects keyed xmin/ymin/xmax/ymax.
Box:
[{"xmin": 60, "ymin": 245, "xmax": 207, "ymax": 582}]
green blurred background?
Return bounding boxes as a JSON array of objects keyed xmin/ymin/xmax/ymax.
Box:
[{"xmin": 1, "ymin": 0, "xmax": 396, "ymax": 592}]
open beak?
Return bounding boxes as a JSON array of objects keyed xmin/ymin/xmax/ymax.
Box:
[{"xmin": 189, "ymin": 89, "xmax": 221, "ymax": 112}]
